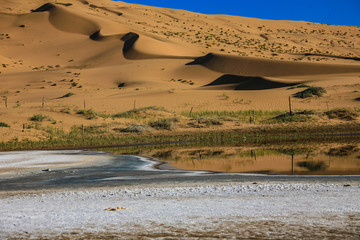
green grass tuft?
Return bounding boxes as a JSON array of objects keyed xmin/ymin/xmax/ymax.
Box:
[
  {"xmin": 325, "ymin": 108, "xmax": 358, "ymax": 121},
  {"xmin": 112, "ymin": 106, "xmax": 168, "ymax": 119},
  {"xmin": 294, "ymin": 86, "xmax": 326, "ymax": 98},
  {"xmin": 119, "ymin": 125, "xmax": 152, "ymax": 133},
  {"xmin": 30, "ymin": 114, "xmax": 49, "ymax": 122},
  {"xmin": 0, "ymin": 122, "xmax": 10, "ymax": 128},
  {"xmin": 60, "ymin": 92, "xmax": 75, "ymax": 98},
  {"xmin": 148, "ymin": 118, "xmax": 175, "ymax": 130},
  {"xmin": 287, "ymin": 84, "xmax": 310, "ymax": 90}
]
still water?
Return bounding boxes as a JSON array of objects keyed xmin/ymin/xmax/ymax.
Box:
[
  {"xmin": 143, "ymin": 145, "xmax": 360, "ymax": 175},
  {"xmin": 0, "ymin": 143, "xmax": 359, "ymax": 190}
]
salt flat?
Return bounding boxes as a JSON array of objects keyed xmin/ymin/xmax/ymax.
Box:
[{"xmin": 1, "ymin": 181, "xmax": 359, "ymax": 239}]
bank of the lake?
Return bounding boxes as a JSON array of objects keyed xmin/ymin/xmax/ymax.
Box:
[{"xmin": 1, "ymin": 122, "xmax": 360, "ymax": 152}]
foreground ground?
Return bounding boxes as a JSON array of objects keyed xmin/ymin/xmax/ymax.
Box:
[{"xmin": 1, "ymin": 181, "xmax": 359, "ymax": 239}]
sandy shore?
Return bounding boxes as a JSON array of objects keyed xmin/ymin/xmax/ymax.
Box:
[{"xmin": 1, "ymin": 181, "xmax": 359, "ymax": 239}]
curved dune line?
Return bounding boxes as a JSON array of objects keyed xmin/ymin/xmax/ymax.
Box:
[
  {"xmin": 31, "ymin": 3, "xmax": 100, "ymax": 36},
  {"xmin": 122, "ymin": 33, "xmax": 197, "ymax": 60},
  {"xmin": 203, "ymin": 74, "xmax": 301, "ymax": 90},
  {"xmin": 29, "ymin": 3, "xmax": 197, "ymax": 61},
  {"xmin": 301, "ymin": 53, "xmax": 360, "ymax": 62},
  {"xmin": 187, "ymin": 53, "xmax": 360, "ymax": 77}
]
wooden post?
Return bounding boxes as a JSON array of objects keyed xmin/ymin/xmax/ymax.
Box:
[
  {"xmin": 82, "ymin": 124, "xmax": 85, "ymax": 135},
  {"xmin": 22, "ymin": 124, "xmax": 25, "ymax": 132},
  {"xmin": 249, "ymin": 116, "xmax": 252, "ymax": 124},
  {"xmin": 189, "ymin": 107, "xmax": 193, "ymax": 118},
  {"xmin": 133, "ymin": 100, "xmax": 136, "ymax": 110},
  {"xmin": 289, "ymin": 96, "xmax": 292, "ymax": 116},
  {"xmin": 5, "ymin": 97, "xmax": 7, "ymax": 108},
  {"xmin": 252, "ymin": 111, "xmax": 255, "ymax": 124},
  {"xmin": 42, "ymin": 97, "xmax": 45, "ymax": 108},
  {"xmin": 83, "ymin": 100, "xmax": 86, "ymax": 110},
  {"xmin": 326, "ymin": 101, "xmax": 329, "ymax": 112}
]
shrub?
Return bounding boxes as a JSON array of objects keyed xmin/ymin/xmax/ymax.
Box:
[
  {"xmin": 325, "ymin": 109, "xmax": 358, "ymax": 121},
  {"xmin": 60, "ymin": 92, "xmax": 75, "ymax": 98},
  {"xmin": 149, "ymin": 118, "xmax": 175, "ymax": 130},
  {"xmin": 268, "ymin": 111, "xmax": 315, "ymax": 123},
  {"xmin": 119, "ymin": 125, "xmax": 152, "ymax": 133},
  {"xmin": 30, "ymin": 114, "xmax": 48, "ymax": 122},
  {"xmin": 287, "ymin": 84, "xmax": 310, "ymax": 90},
  {"xmin": 77, "ymin": 109, "xmax": 97, "ymax": 119},
  {"xmin": 0, "ymin": 122, "xmax": 10, "ymax": 127},
  {"xmin": 198, "ymin": 117, "xmax": 223, "ymax": 125},
  {"xmin": 294, "ymin": 86, "xmax": 326, "ymax": 98},
  {"xmin": 112, "ymin": 106, "xmax": 168, "ymax": 119}
]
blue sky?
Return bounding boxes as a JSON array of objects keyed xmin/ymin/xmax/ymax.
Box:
[{"xmin": 115, "ymin": 0, "xmax": 360, "ymax": 27}]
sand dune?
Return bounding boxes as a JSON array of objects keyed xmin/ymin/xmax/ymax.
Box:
[{"xmin": 0, "ymin": 0, "xmax": 360, "ymax": 141}]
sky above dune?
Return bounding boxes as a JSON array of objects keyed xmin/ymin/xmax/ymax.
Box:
[{"xmin": 117, "ymin": 0, "xmax": 360, "ymax": 27}]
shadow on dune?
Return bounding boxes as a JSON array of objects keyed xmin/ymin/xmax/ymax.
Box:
[
  {"xmin": 121, "ymin": 32, "xmax": 140, "ymax": 54},
  {"xmin": 55, "ymin": 3, "xmax": 73, "ymax": 7},
  {"xmin": 187, "ymin": 53, "xmax": 360, "ymax": 77},
  {"xmin": 31, "ymin": 3, "xmax": 54, "ymax": 12},
  {"xmin": 204, "ymin": 74, "xmax": 300, "ymax": 90}
]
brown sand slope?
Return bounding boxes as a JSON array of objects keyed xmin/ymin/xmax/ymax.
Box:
[{"xmin": 0, "ymin": 0, "xmax": 360, "ymax": 141}]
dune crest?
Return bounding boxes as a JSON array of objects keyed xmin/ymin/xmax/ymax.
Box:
[{"xmin": 31, "ymin": 3, "xmax": 100, "ymax": 36}]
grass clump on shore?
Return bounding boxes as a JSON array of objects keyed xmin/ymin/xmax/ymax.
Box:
[
  {"xmin": 294, "ymin": 86, "xmax": 326, "ymax": 98},
  {"xmin": 197, "ymin": 117, "xmax": 223, "ymax": 126},
  {"xmin": 325, "ymin": 108, "xmax": 358, "ymax": 121},
  {"xmin": 119, "ymin": 125, "xmax": 152, "ymax": 133},
  {"xmin": 267, "ymin": 111, "xmax": 315, "ymax": 123},
  {"xmin": 182, "ymin": 110, "xmax": 283, "ymax": 123},
  {"xmin": 148, "ymin": 118, "xmax": 176, "ymax": 130},
  {"xmin": 0, "ymin": 122, "xmax": 10, "ymax": 127}
]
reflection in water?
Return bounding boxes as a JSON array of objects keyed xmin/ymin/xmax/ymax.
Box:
[{"xmin": 115, "ymin": 145, "xmax": 360, "ymax": 175}]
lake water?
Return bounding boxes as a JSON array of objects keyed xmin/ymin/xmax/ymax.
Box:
[{"xmin": 0, "ymin": 143, "xmax": 360, "ymax": 190}]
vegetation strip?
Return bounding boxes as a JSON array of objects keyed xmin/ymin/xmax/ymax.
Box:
[{"xmin": 1, "ymin": 123, "xmax": 360, "ymax": 151}]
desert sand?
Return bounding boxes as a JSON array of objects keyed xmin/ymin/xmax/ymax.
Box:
[{"xmin": 0, "ymin": 0, "xmax": 360, "ymax": 142}]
